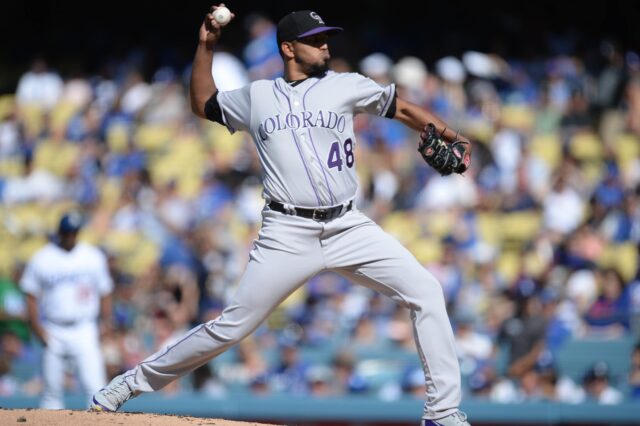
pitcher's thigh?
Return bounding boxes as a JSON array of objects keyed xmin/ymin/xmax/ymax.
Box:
[
  {"xmin": 330, "ymin": 224, "xmax": 445, "ymax": 308},
  {"xmin": 216, "ymin": 233, "xmax": 326, "ymax": 338}
]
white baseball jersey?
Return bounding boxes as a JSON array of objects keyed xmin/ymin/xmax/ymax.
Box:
[
  {"xmin": 20, "ymin": 241, "xmax": 113, "ymax": 323},
  {"xmin": 116, "ymin": 69, "xmax": 462, "ymax": 421},
  {"xmin": 217, "ymin": 71, "xmax": 396, "ymax": 207}
]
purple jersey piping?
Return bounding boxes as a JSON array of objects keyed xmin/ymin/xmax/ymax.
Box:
[
  {"xmin": 274, "ymin": 81, "xmax": 322, "ymax": 205},
  {"xmin": 302, "ymin": 76, "xmax": 336, "ymax": 205}
]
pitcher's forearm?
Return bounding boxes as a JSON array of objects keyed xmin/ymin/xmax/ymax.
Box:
[{"xmin": 190, "ymin": 42, "xmax": 217, "ymax": 118}]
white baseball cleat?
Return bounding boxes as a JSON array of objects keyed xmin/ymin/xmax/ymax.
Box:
[
  {"xmin": 90, "ymin": 374, "xmax": 135, "ymax": 412},
  {"xmin": 421, "ymin": 411, "xmax": 471, "ymax": 426}
]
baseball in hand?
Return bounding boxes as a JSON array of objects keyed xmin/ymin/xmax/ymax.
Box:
[{"xmin": 213, "ymin": 6, "xmax": 232, "ymax": 26}]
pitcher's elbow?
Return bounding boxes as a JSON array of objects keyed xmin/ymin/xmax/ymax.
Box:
[{"xmin": 191, "ymin": 100, "xmax": 206, "ymax": 119}]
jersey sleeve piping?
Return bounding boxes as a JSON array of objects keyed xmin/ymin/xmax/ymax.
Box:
[{"xmin": 218, "ymin": 105, "xmax": 237, "ymax": 134}]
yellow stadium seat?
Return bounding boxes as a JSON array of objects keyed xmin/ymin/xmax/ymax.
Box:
[
  {"xmin": 0, "ymin": 95, "xmax": 16, "ymax": 121},
  {"xmin": 613, "ymin": 243, "xmax": 638, "ymax": 283},
  {"xmin": 425, "ymin": 211, "xmax": 455, "ymax": 238},
  {"xmin": 530, "ymin": 133, "xmax": 562, "ymax": 169},
  {"xmin": 597, "ymin": 244, "xmax": 616, "ymax": 268},
  {"xmin": 206, "ymin": 122, "xmax": 245, "ymax": 155},
  {"xmin": 580, "ymin": 161, "xmax": 605, "ymax": 188},
  {"xmin": 106, "ymin": 122, "xmax": 130, "ymax": 153},
  {"xmin": 134, "ymin": 124, "xmax": 173, "ymax": 151},
  {"xmin": 50, "ymin": 101, "xmax": 79, "ymax": 134},
  {"xmin": 33, "ymin": 139, "xmax": 79, "ymax": 176},
  {"xmin": 125, "ymin": 239, "xmax": 159, "ymax": 276},
  {"xmin": 613, "ymin": 133, "xmax": 639, "ymax": 173},
  {"xmin": 501, "ymin": 105, "xmax": 535, "ymax": 131},
  {"xmin": 570, "ymin": 131, "xmax": 603, "ymax": 161},
  {"xmin": 279, "ymin": 287, "xmax": 307, "ymax": 310},
  {"xmin": 0, "ymin": 247, "xmax": 13, "ymax": 276},
  {"xmin": 149, "ymin": 134, "xmax": 206, "ymax": 196},
  {"xmin": 8, "ymin": 204, "xmax": 48, "ymax": 235},
  {"xmin": 408, "ymin": 239, "xmax": 443, "ymax": 264},
  {"xmin": 382, "ymin": 212, "xmax": 417, "ymax": 245},
  {"xmin": 500, "ymin": 211, "xmax": 542, "ymax": 243},
  {"xmin": 523, "ymin": 250, "xmax": 548, "ymax": 279},
  {"xmin": 18, "ymin": 103, "xmax": 45, "ymax": 138},
  {"xmin": 78, "ymin": 229, "xmax": 100, "ymax": 246},
  {"xmin": 497, "ymin": 251, "xmax": 522, "ymax": 283},
  {"xmin": 178, "ymin": 175, "xmax": 202, "ymax": 199},
  {"xmin": 99, "ymin": 179, "xmax": 123, "ymax": 210},
  {"xmin": 595, "ymin": 243, "xmax": 637, "ymax": 282},
  {"xmin": 0, "ymin": 158, "xmax": 24, "ymax": 177},
  {"xmin": 103, "ymin": 231, "xmax": 141, "ymax": 254},
  {"xmin": 476, "ymin": 212, "xmax": 501, "ymax": 246},
  {"xmin": 464, "ymin": 119, "xmax": 494, "ymax": 145},
  {"xmin": 17, "ymin": 237, "xmax": 48, "ymax": 262}
]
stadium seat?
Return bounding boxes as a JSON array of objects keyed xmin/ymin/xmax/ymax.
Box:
[
  {"xmin": 555, "ymin": 337, "xmax": 636, "ymax": 384},
  {"xmin": 475, "ymin": 212, "xmax": 501, "ymax": 246},
  {"xmin": 106, "ymin": 122, "xmax": 130, "ymax": 153},
  {"xmin": 0, "ymin": 94, "xmax": 15, "ymax": 121},
  {"xmin": 17, "ymin": 103, "xmax": 45, "ymax": 137},
  {"xmin": 501, "ymin": 105, "xmax": 535, "ymax": 131},
  {"xmin": 500, "ymin": 211, "xmax": 542, "ymax": 244},
  {"xmin": 496, "ymin": 251, "xmax": 522, "ymax": 283},
  {"xmin": 613, "ymin": 133, "xmax": 640, "ymax": 174},
  {"xmin": 529, "ymin": 133, "xmax": 562, "ymax": 170},
  {"xmin": 33, "ymin": 138, "xmax": 79, "ymax": 177},
  {"xmin": 425, "ymin": 211, "xmax": 454, "ymax": 238},
  {"xmin": 206, "ymin": 122, "xmax": 246, "ymax": 167},
  {"xmin": 50, "ymin": 101, "xmax": 79, "ymax": 134},
  {"xmin": 569, "ymin": 131, "xmax": 603, "ymax": 162},
  {"xmin": 0, "ymin": 157, "xmax": 24, "ymax": 178},
  {"xmin": 134, "ymin": 123, "xmax": 174, "ymax": 152},
  {"xmin": 408, "ymin": 239, "xmax": 443, "ymax": 264},
  {"xmin": 17, "ymin": 236, "xmax": 48, "ymax": 262},
  {"xmin": 382, "ymin": 212, "xmax": 417, "ymax": 245},
  {"xmin": 596, "ymin": 243, "xmax": 639, "ymax": 283}
]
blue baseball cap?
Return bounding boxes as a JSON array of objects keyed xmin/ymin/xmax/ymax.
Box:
[{"xmin": 58, "ymin": 212, "xmax": 83, "ymax": 234}]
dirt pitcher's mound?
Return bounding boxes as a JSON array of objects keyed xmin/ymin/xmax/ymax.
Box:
[{"xmin": 0, "ymin": 409, "xmax": 282, "ymax": 425}]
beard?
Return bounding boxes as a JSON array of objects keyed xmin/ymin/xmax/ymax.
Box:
[{"xmin": 295, "ymin": 56, "xmax": 329, "ymax": 76}]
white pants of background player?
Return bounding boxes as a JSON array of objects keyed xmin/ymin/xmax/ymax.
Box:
[
  {"xmin": 121, "ymin": 207, "xmax": 461, "ymax": 420},
  {"xmin": 41, "ymin": 321, "xmax": 106, "ymax": 409}
]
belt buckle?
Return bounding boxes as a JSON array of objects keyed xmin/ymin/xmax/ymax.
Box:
[{"xmin": 312, "ymin": 209, "xmax": 323, "ymax": 221}]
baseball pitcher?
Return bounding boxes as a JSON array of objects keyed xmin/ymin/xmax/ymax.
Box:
[{"xmin": 92, "ymin": 5, "xmax": 471, "ymax": 425}]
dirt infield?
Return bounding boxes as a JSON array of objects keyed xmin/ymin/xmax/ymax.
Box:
[{"xmin": 0, "ymin": 409, "xmax": 281, "ymax": 426}]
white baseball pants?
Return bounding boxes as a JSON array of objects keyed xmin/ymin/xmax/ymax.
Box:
[
  {"xmin": 40, "ymin": 321, "xmax": 106, "ymax": 409},
  {"xmin": 122, "ymin": 207, "xmax": 461, "ymax": 419}
]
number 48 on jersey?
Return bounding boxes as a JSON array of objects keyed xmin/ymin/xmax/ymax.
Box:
[{"xmin": 327, "ymin": 138, "xmax": 354, "ymax": 171}]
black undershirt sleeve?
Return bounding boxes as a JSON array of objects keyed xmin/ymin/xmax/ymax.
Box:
[
  {"xmin": 204, "ymin": 91, "xmax": 224, "ymax": 125},
  {"xmin": 384, "ymin": 90, "xmax": 398, "ymax": 119}
]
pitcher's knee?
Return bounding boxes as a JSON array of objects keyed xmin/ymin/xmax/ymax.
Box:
[
  {"xmin": 405, "ymin": 271, "xmax": 447, "ymax": 309},
  {"xmin": 204, "ymin": 316, "xmax": 260, "ymax": 345}
]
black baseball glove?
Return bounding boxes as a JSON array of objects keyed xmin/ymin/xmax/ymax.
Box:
[{"xmin": 418, "ymin": 123, "xmax": 470, "ymax": 176}]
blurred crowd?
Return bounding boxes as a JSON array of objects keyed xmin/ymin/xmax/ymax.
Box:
[{"xmin": 1, "ymin": 15, "xmax": 640, "ymax": 405}]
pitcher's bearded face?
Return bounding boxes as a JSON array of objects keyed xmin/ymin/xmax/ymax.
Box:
[{"xmin": 293, "ymin": 33, "xmax": 331, "ymax": 75}]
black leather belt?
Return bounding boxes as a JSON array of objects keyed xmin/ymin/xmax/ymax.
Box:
[{"xmin": 268, "ymin": 200, "xmax": 353, "ymax": 221}]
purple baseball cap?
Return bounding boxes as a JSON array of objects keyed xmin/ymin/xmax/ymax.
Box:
[{"xmin": 276, "ymin": 11, "xmax": 342, "ymax": 45}]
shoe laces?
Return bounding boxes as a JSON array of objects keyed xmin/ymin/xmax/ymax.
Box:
[
  {"xmin": 454, "ymin": 411, "xmax": 468, "ymax": 424},
  {"xmin": 104, "ymin": 380, "xmax": 131, "ymax": 405}
]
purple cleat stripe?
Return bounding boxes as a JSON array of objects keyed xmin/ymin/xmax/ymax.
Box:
[{"xmin": 92, "ymin": 396, "xmax": 113, "ymax": 412}]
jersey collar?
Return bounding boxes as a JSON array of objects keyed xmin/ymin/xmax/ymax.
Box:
[{"xmin": 285, "ymin": 70, "xmax": 328, "ymax": 86}]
